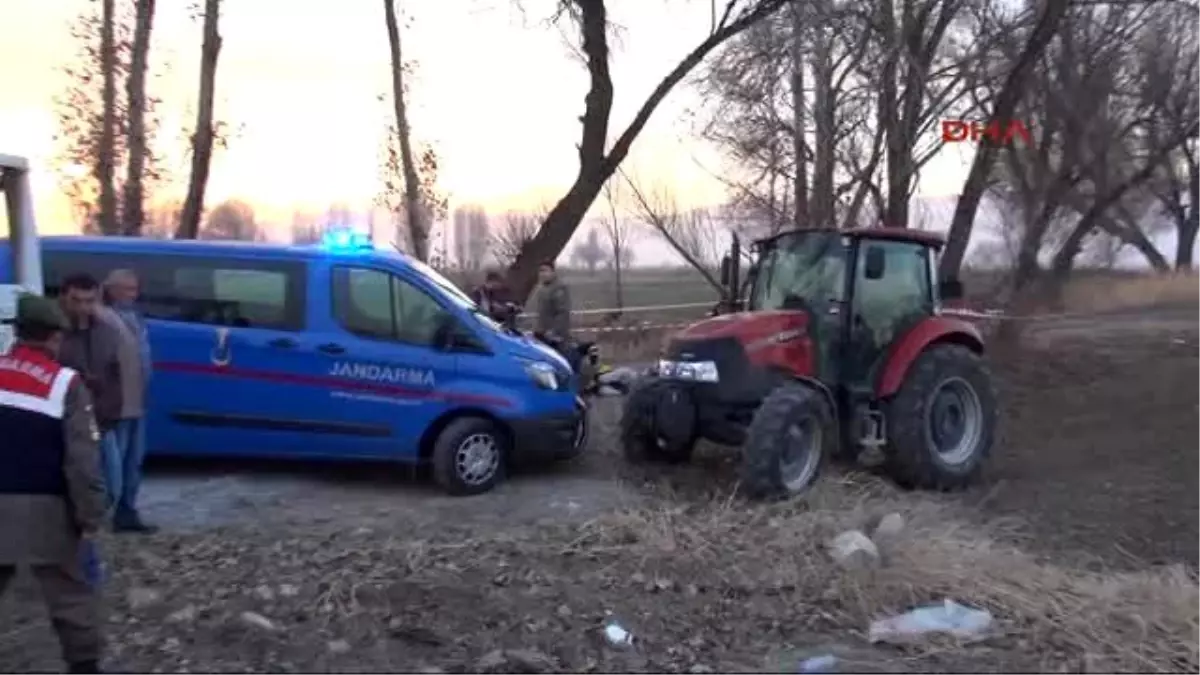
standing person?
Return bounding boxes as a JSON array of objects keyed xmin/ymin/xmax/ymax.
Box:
[
  {"xmin": 533, "ymin": 260, "xmax": 572, "ymax": 347},
  {"xmin": 56, "ymin": 274, "xmax": 125, "ymax": 520},
  {"xmin": 0, "ymin": 293, "xmax": 109, "ymax": 674},
  {"xmin": 100, "ymin": 270, "xmax": 155, "ymax": 534}
]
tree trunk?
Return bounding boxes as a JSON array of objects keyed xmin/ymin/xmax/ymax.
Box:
[
  {"xmin": 614, "ymin": 250, "xmax": 624, "ymax": 310},
  {"xmin": 505, "ymin": 0, "xmax": 787, "ymax": 301},
  {"xmin": 810, "ymin": 22, "xmax": 836, "ymax": 228},
  {"xmin": 383, "ymin": 0, "xmax": 428, "ymax": 262},
  {"xmin": 175, "ymin": 0, "xmax": 222, "ymax": 240},
  {"xmin": 122, "ymin": 0, "xmax": 157, "ymax": 236},
  {"xmin": 938, "ymin": 0, "xmax": 1071, "ymax": 280},
  {"xmin": 790, "ymin": 0, "xmax": 808, "ymax": 228},
  {"xmin": 1176, "ymin": 155, "xmax": 1199, "ymax": 270},
  {"xmin": 97, "ymin": 0, "xmax": 118, "ymax": 235}
]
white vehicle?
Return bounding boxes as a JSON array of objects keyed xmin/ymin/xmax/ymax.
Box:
[{"xmin": 1, "ymin": 153, "xmax": 43, "ymax": 353}]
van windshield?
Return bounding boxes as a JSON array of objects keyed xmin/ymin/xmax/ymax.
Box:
[{"xmin": 402, "ymin": 255, "xmax": 506, "ymax": 333}]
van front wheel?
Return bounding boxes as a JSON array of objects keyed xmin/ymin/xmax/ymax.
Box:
[{"xmin": 432, "ymin": 417, "xmax": 506, "ymax": 495}]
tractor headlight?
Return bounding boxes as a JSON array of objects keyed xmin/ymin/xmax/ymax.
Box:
[
  {"xmin": 523, "ymin": 360, "xmax": 559, "ymax": 390},
  {"xmin": 657, "ymin": 359, "xmax": 720, "ymax": 383}
]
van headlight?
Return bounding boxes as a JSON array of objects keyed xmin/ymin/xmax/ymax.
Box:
[
  {"xmin": 523, "ymin": 361, "xmax": 559, "ymax": 390},
  {"xmin": 657, "ymin": 360, "xmax": 719, "ymax": 383}
]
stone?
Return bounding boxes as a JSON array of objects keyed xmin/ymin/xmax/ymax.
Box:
[
  {"xmin": 872, "ymin": 512, "xmax": 905, "ymax": 542},
  {"xmin": 239, "ymin": 611, "xmax": 279, "ymax": 632},
  {"xmin": 327, "ymin": 639, "xmax": 351, "ymax": 654},
  {"xmin": 166, "ymin": 605, "xmax": 197, "ymax": 623},
  {"xmin": 126, "ymin": 587, "xmax": 162, "ymax": 610},
  {"xmin": 827, "ymin": 530, "xmax": 880, "ymax": 569}
]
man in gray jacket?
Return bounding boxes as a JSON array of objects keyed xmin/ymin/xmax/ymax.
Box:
[
  {"xmin": 100, "ymin": 269, "xmax": 155, "ymax": 533},
  {"xmin": 56, "ymin": 273, "xmax": 125, "ymax": 522},
  {"xmin": 533, "ymin": 260, "xmax": 572, "ymax": 347}
]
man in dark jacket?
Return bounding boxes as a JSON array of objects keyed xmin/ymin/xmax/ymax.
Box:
[
  {"xmin": 0, "ymin": 293, "xmax": 109, "ymax": 673},
  {"xmin": 470, "ymin": 270, "xmax": 511, "ymax": 323},
  {"xmin": 56, "ymin": 274, "xmax": 125, "ymax": 517}
]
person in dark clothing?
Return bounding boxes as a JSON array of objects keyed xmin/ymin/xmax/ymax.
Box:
[
  {"xmin": 0, "ymin": 293, "xmax": 109, "ymax": 674},
  {"xmin": 470, "ymin": 270, "xmax": 517, "ymax": 324},
  {"xmin": 55, "ymin": 274, "xmax": 125, "ymax": 528}
]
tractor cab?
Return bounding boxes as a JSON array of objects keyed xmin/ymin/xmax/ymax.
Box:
[
  {"xmin": 0, "ymin": 154, "xmax": 43, "ymax": 354},
  {"xmin": 622, "ymin": 227, "xmax": 996, "ymax": 501}
]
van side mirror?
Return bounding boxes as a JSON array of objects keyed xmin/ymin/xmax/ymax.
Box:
[
  {"xmin": 938, "ymin": 278, "xmax": 964, "ymax": 300},
  {"xmin": 719, "ymin": 255, "xmax": 732, "ymax": 287},
  {"xmin": 864, "ymin": 246, "xmax": 886, "ymax": 280}
]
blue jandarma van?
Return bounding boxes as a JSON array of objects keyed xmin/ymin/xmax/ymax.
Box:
[{"xmin": 0, "ymin": 233, "xmax": 588, "ymax": 495}]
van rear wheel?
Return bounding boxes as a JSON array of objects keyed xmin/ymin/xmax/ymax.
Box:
[{"xmin": 432, "ymin": 417, "xmax": 506, "ymax": 495}]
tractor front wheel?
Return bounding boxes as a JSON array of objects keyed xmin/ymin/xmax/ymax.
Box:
[
  {"xmin": 885, "ymin": 344, "xmax": 997, "ymax": 490},
  {"xmin": 620, "ymin": 380, "xmax": 696, "ymax": 464},
  {"xmin": 740, "ymin": 382, "xmax": 833, "ymax": 500}
]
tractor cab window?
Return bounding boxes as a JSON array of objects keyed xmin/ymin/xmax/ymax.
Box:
[
  {"xmin": 749, "ymin": 232, "xmax": 847, "ymax": 312},
  {"xmin": 852, "ymin": 241, "xmax": 933, "ymax": 346}
]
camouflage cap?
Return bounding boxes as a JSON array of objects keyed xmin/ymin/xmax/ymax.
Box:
[{"xmin": 16, "ymin": 293, "xmax": 69, "ymax": 331}]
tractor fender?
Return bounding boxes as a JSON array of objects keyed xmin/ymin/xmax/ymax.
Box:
[
  {"xmin": 876, "ymin": 317, "xmax": 984, "ymax": 398},
  {"xmin": 769, "ymin": 369, "xmax": 841, "ymax": 454}
]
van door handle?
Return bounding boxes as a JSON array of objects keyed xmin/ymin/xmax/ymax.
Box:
[
  {"xmin": 268, "ymin": 337, "xmax": 298, "ymax": 349},
  {"xmin": 318, "ymin": 343, "xmax": 346, "ymax": 355}
]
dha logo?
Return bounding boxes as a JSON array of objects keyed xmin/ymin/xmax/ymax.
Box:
[{"xmin": 941, "ymin": 119, "xmax": 1032, "ymax": 145}]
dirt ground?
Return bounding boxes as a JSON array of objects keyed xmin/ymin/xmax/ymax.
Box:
[{"xmin": 0, "ymin": 305, "xmax": 1196, "ymax": 674}]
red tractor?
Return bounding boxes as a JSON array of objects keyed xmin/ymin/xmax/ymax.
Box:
[{"xmin": 620, "ymin": 227, "xmax": 997, "ymax": 499}]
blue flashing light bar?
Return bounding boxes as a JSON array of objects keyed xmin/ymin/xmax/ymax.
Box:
[{"xmin": 321, "ymin": 229, "xmax": 373, "ymax": 252}]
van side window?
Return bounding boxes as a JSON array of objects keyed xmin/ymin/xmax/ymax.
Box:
[
  {"xmin": 43, "ymin": 250, "xmax": 306, "ymax": 331},
  {"xmin": 332, "ymin": 266, "xmax": 449, "ymax": 348}
]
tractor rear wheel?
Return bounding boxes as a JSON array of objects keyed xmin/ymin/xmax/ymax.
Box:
[
  {"xmin": 620, "ymin": 379, "xmax": 695, "ymax": 464},
  {"xmin": 740, "ymin": 382, "xmax": 833, "ymax": 500},
  {"xmin": 885, "ymin": 344, "xmax": 997, "ymax": 490}
]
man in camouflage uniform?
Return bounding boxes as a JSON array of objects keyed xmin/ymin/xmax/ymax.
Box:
[{"xmin": 0, "ymin": 294, "xmax": 109, "ymax": 673}]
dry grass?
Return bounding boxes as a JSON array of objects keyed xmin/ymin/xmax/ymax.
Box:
[
  {"xmin": 1057, "ymin": 272, "xmax": 1199, "ymax": 315},
  {"xmin": 566, "ymin": 477, "xmax": 1199, "ymax": 673}
]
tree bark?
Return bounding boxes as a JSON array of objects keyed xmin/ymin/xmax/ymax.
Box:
[
  {"xmin": 938, "ymin": 0, "xmax": 1071, "ymax": 280},
  {"xmin": 175, "ymin": 0, "xmax": 222, "ymax": 240},
  {"xmin": 122, "ymin": 0, "xmax": 157, "ymax": 236},
  {"xmin": 809, "ymin": 21, "xmax": 836, "ymax": 228},
  {"xmin": 97, "ymin": 0, "xmax": 118, "ymax": 235},
  {"xmin": 383, "ymin": 0, "xmax": 428, "ymax": 262},
  {"xmin": 1176, "ymin": 153, "xmax": 1199, "ymax": 270},
  {"xmin": 505, "ymin": 0, "xmax": 787, "ymax": 301},
  {"xmin": 790, "ymin": 0, "xmax": 808, "ymax": 227}
]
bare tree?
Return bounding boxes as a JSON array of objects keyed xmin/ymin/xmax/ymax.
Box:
[
  {"xmin": 569, "ymin": 228, "xmax": 608, "ymax": 273},
  {"xmin": 97, "ymin": 0, "xmax": 118, "ymax": 235},
  {"xmin": 54, "ymin": 0, "xmax": 169, "ymax": 233},
  {"xmin": 980, "ymin": 2, "xmax": 1196, "ymax": 302},
  {"xmin": 452, "ymin": 205, "xmax": 491, "ymax": 270},
  {"xmin": 121, "ymin": 0, "xmax": 156, "ymax": 235},
  {"xmin": 939, "ymin": 0, "xmax": 1071, "ymax": 280},
  {"xmin": 599, "ymin": 179, "xmax": 636, "ymax": 309},
  {"xmin": 200, "ymin": 199, "xmax": 264, "ymax": 241},
  {"xmin": 1136, "ymin": 2, "xmax": 1200, "ymax": 269},
  {"xmin": 493, "ymin": 208, "xmax": 548, "ymax": 267},
  {"xmin": 377, "ymin": 133, "xmax": 448, "ymax": 253},
  {"xmin": 176, "ymin": 0, "xmax": 223, "ymax": 239},
  {"xmin": 382, "ymin": 0, "xmax": 428, "ymax": 261},
  {"xmin": 624, "ymin": 173, "xmax": 726, "ymax": 295},
  {"xmin": 505, "ymin": 0, "xmax": 789, "ymax": 299}
]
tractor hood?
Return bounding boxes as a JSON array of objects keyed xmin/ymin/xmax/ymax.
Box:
[{"xmin": 670, "ymin": 309, "xmax": 810, "ymax": 347}]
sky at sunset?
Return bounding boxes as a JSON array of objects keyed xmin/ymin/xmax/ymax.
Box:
[{"xmin": 1, "ymin": 0, "xmax": 972, "ymax": 257}]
